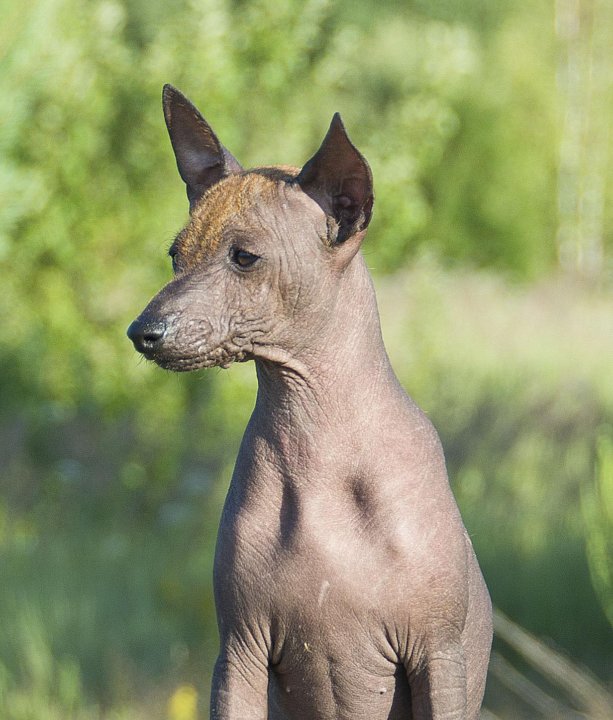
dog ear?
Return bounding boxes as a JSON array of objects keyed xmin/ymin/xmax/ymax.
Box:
[
  {"xmin": 296, "ymin": 113, "xmax": 374, "ymax": 245},
  {"xmin": 162, "ymin": 85, "xmax": 242, "ymax": 211}
]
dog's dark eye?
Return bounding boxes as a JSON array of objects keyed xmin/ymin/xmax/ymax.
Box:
[
  {"xmin": 231, "ymin": 247, "xmax": 260, "ymax": 269},
  {"xmin": 169, "ymin": 250, "xmax": 179, "ymax": 273}
]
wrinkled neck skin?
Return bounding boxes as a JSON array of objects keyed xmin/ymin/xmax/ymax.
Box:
[{"xmin": 249, "ymin": 254, "xmax": 410, "ymax": 484}]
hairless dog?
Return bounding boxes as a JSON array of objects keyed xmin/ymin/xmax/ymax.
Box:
[{"xmin": 128, "ymin": 85, "xmax": 492, "ymax": 720}]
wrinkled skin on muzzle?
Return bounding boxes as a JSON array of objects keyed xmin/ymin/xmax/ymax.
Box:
[{"xmin": 131, "ymin": 272, "xmax": 251, "ymax": 371}]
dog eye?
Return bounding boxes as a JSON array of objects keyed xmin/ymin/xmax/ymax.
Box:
[
  {"xmin": 231, "ymin": 247, "xmax": 260, "ymax": 269},
  {"xmin": 169, "ymin": 251, "xmax": 179, "ymax": 273}
]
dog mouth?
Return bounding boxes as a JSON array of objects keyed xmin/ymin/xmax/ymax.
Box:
[
  {"xmin": 128, "ymin": 315, "xmax": 254, "ymax": 371},
  {"xmin": 145, "ymin": 346, "xmax": 249, "ymax": 372}
]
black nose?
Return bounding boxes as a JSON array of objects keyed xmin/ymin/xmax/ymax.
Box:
[{"xmin": 127, "ymin": 318, "xmax": 166, "ymax": 353}]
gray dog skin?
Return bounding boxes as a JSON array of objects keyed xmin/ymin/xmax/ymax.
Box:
[{"xmin": 127, "ymin": 85, "xmax": 492, "ymax": 720}]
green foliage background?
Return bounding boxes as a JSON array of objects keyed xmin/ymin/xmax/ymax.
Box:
[{"xmin": 0, "ymin": 0, "xmax": 612, "ymax": 717}]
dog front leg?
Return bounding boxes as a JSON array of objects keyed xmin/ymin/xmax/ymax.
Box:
[
  {"xmin": 406, "ymin": 637, "xmax": 468, "ymax": 720},
  {"xmin": 210, "ymin": 647, "xmax": 269, "ymax": 720}
]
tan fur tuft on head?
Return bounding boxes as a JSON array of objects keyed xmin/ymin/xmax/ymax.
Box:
[{"xmin": 175, "ymin": 167, "xmax": 300, "ymax": 263}]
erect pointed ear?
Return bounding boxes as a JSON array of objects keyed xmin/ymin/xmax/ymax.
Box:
[
  {"xmin": 162, "ymin": 84, "xmax": 243, "ymax": 211},
  {"xmin": 296, "ymin": 113, "xmax": 374, "ymax": 245}
]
